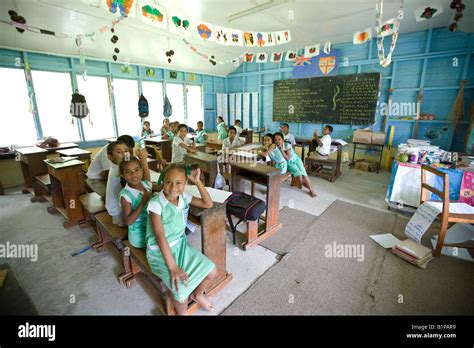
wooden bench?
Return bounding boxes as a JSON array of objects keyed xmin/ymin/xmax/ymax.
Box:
[
  {"xmin": 94, "ymin": 211, "xmax": 128, "ymax": 267},
  {"xmin": 31, "ymin": 174, "xmax": 51, "ymax": 203},
  {"xmin": 78, "ymin": 192, "xmax": 106, "ymax": 239},
  {"xmin": 305, "ymin": 142, "xmax": 343, "ymax": 182}
]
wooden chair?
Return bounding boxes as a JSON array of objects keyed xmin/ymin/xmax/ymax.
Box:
[
  {"xmin": 420, "ymin": 165, "xmax": 474, "ymax": 257},
  {"xmin": 305, "ymin": 141, "xmax": 342, "ymax": 182}
]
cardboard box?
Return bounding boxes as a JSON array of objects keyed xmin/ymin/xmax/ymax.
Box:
[
  {"xmin": 371, "ymin": 132, "xmax": 386, "ymax": 145},
  {"xmin": 354, "ymin": 161, "xmax": 379, "ymax": 172},
  {"xmin": 353, "ymin": 130, "xmax": 372, "ymax": 144}
]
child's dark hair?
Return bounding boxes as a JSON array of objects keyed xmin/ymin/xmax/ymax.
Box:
[
  {"xmin": 107, "ymin": 140, "xmax": 126, "ymax": 155},
  {"xmin": 235, "ymin": 119, "xmax": 241, "ymax": 124},
  {"xmin": 281, "ymin": 123, "xmax": 289, "ymax": 128},
  {"xmin": 119, "ymin": 156, "xmax": 142, "ymax": 175},
  {"xmin": 274, "ymin": 132, "xmax": 289, "ymax": 143},
  {"xmin": 117, "ymin": 135, "xmax": 135, "ymax": 150},
  {"xmin": 178, "ymin": 123, "xmax": 188, "ymax": 131},
  {"xmin": 264, "ymin": 133, "xmax": 274, "ymax": 142},
  {"xmin": 217, "ymin": 116, "xmax": 224, "ymax": 122},
  {"xmin": 157, "ymin": 163, "xmax": 199, "ymax": 185},
  {"xmin": 163, "ymin": 118, "xmax": 169, "ymax": 124},
  {"xmin": 228, "ymin": 126, "xmax": 237, "ymax": 133},
  {"xmin": 325, "ymin": 125, "xmax": 334, "ymax": 133},
  {"xmin": 197, "ymin": 121, "xmax": 203, "ymax": 126}
]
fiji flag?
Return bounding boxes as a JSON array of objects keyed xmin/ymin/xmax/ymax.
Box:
[{"xmin": 293, "ymin": 49, "xmax": 340, "ymax": 78}]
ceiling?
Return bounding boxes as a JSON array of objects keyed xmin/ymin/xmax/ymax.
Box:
[{"xmin": 0, "ymin": 0, "xmax": 472, "ymax": 76}]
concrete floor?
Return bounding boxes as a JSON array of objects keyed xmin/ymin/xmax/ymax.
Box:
[{"xmin": 0, "ymin": 163, "xmax": 392, "ymax": 315}]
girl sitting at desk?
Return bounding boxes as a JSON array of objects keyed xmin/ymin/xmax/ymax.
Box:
[
  {"xmin": 222, "ymin": 126, "xmax": 241, "ymax": 150},
  {"xmin": 141, "ymin": 121, "xmax": 154, "ymax": 138},
  {"xmin": 195, "ymin": 121, "xmax": 208, "ymax": 145},
  {"xmin": 258, "ymin": 133, "xmax": 289, "ymax": 179},
  {"xmin": 160, "ymin": 118, "xmax": 170, "ymax": 137}
]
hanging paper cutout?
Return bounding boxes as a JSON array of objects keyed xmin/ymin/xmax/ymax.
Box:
[
  {"xmin": 168, "ymin": 14, "xmax": 191, "ymax": 36},
  {"xmin": 255, "ymin": 32, "xmax": 267, "ymax": 47},
  {"xmin": 270, "ymin": 52, "xmax": 283, "ymax": 63},
  {"xmin": 195, "ymin": 21, "xmax": 214, "ymax": 41},
  {"xmin": 214, "ymin": 25, "xmax": 230, "ymax": 45},
  {"xmin": 256, "ymin": 53, "xmax": 268, "ymax": 63},
  {"xmin": 353, "ymin": 28, "xmax": 372, "ymax": 44},
  {"xmin": 266, "ymin": 32, "xmax": 275, "ymax": 46},
  {"xmin": 243, "ymin": 32, "xmax": 255, "ymax": 47},
  {"xmin": 139, "ymin": 0, "xmax": 167, "ymax": 29},
  {"xmin": 275, "ymin": 30, "xmax": 292, "ymax": 44},
  {"xmin": 244, "ymin": 53, "xmax": 254, "ymax": 63},
  {"xmin": 304, "ymin": 43, "xmax": 320, "ymax": 58},
  {"xmin": 415, "ymin": 1, "xmax": 443, "ymax": 22},
  {"xmin": 285, "ymin": 50, "xmax": 297, "ymax": 61},
  {"xmin": 323, "ymin": 41, "xmax": 331, "ymax": 54},
  {"xmin": 376, "ymin": 0, "xmax": 404, "ymax": 67},
  {"xmin": 228, "ymin": 28, "xmax": 243, "ymax": 46},
  {"xmin": 102, "ymin": 0, "xmax": 137, "ymax": 18},
  {"xmin": 378, "ymin": 17, "xmax": 397, "ymax": 37}
]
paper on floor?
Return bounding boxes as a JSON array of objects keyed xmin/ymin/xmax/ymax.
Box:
[
  {"xmin": 405, "ymin": 202, "xmax": 441, "ymax": 243},
  {"xmin": 370, "ymin": 233, "xmax": 401, "ymax": 249}
]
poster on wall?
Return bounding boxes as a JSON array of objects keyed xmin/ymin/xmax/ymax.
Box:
[
  {"xmin": 293, "ymin": 49, "xmax": 341, "ymax": 78},
  {"xmin": 102, "ymin": 0, "xmax": 137, "ymax": 17},
  {"xmin": 139, "ymin": 0, "xmax": 167, "ymax": 29}
]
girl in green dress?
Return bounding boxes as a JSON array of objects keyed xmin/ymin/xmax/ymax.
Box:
[
  {"xmin": 163, "ymin": 122, "xmax": 177, "ymax": 140},
  {"xmin": 217, "ymin": 116, "xmax": 227, "ymax": 140},
  {"xmin": 195, "ymin": 121, "xmax": 208, "ymax": 145},
  {"xmin": 146, "ymin": 164, "xmax": 217, "ymax": 315},
  {"xmin": 141, "ymin": 121, "xmax": 154, "ymax": 138},
  {"xmin": 258, "ymin": 133, "xmax": 288, "ymax": 175},
  {"xmin": 274, "ymin": 132, "xmax": 317, "ymax": 198},
  {"xmin": 119, "ymin": 156, "xmax": 155, "ymax": 248}
]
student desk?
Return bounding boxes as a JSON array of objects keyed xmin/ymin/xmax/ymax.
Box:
[
  {"xmin": 144, "ymin": 137, "xmax": 172, "ymax": 163},
  {"xmin": 43, "ymin": 143, "xmax": 79, "ymax": 153},
  {"xmin": 349, "ymin": 142, "xmax": 384, "ymax": 174},
  {"xmin": 184, "ymin": 152, "xmax": 218, "ymax": 187},
  {"xmin": 206, "ymin": 139, "xmax": 223, "ymax": 151},
  {"xmin": 294, "ymin": 137, "xmax": 311, "ymax": 162},
  {"xmin": 45, "ymin": 159, "xmax": 86, "ymax": 228},
  {"xmin": 0, "ymin": 150, "xmax": 16, "ymax": 195},
  {"xmin": 230, "ymin": 162, "xmax": 282, "ymax": 250},
  {"xmin": 16, "ymin": 147, "xmax": 48, "ymax": 196},
  {"xmin": 57, "ymin": 148, "xmax": 92, "ymax": 173},
  {"xmin": 240, "ymin": 129, "xmax": 253, "ymax": 144}
]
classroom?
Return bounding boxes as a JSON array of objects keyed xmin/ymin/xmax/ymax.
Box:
[{"xmin": 0, "ymin": 0, "xmax": 473, "ymax": 325}]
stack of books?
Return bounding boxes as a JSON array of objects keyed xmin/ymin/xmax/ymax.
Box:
[{"xmin": 392, "ymin": 239, "xmax": 434, "ymax": 268}]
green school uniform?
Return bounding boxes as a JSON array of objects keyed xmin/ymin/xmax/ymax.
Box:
[
  {"xmin": 284, "ymin": 142, "xmax": 307, "ymax": 177},
  {"xmin": 217, "ymin": 122, "xmax": 227, "ymax": 140},
  {"xmin": 195, "ymin": 129, "xmax": 207, "ymax": 144},
  {"xmin": 146, "ymin": 191, "xmax": 215, "ymax": 302},
  {"xmin": 268, "ymin": 146, "xmax": 287, "ymax": 174},
  {"xmin": 165, "ymin": 130, "xmax": 175, "ymax": 140},
  {"xmin": 119, "ymin": 180, "xmax": 152, "ymax": 249},
  {"xmin": 142, "ymin": 130, "xmax": 154, "ymax": 138}
]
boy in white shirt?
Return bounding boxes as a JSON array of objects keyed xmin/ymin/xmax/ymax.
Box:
[
  {"xmin": 222, "ymin": 126, "xmax": 241, "ymax": 150},
  {"xmin": 171, "ymin": 123, "xmax": 197, "ymax": 164},
  {"xmin": 234, "ymin": 120, "xmax": 243, "ymax": 137},
  {"xmin": 86, "ymin": 134, "xmax": 135, "ymax": 198},
  {"xmin": 309, "ymin": 125, "xmax": 333, "ymax": 159},
  {"xmin": 281, "ymin": 123, "xmax": 296, "ymax": 146}
]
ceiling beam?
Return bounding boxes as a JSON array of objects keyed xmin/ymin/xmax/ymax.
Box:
[{"xmin": 226, "ymin": 0, "xmax": 289, "ymax": 23}]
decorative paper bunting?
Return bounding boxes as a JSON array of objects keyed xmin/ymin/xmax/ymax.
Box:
[
  {"xmin": 266, "ymin": 32, "xmax": 275, "ymax": 46},
  {"xmin": 376, "ymin": 0, "xmax": 404, "ymax": 67},
  {"xmin": 378, "ymin": 17, "xmax": 397, "ymax": 37},
  {"xmin": 214, "ymin": 25, "xmax": 230, "ymax": 45},
  {"xmin": 323, "ymin": 41, "xmax": 331, "ymax": 54},
  {"xmin": 415, "ymin": 1, "xmax": 443, "ymax": 22},
  {"xmin": 304, "ymin": 43, "xmax": 320, "ymax": 58},
  {"xmin": 228, "ymin": 28, "xmax": 243, "ymax": 46},
  {"xmin": 275, "ymin": 30, "xmax": 291, "ymax": 44},
  {"xmin": 243, "ymin": 32, "xmax": 255, "ymax": 47},
  {"xmin": 101, "ymin": 0, "xmax": 137, "ymax": 18},
  {"xmin": 270, "ymin": 52, "xmax": 283, "ymax": 63},
  {"xmin": 195, "ymin": 21, "xmax": 214, "ymax": 41},
  {"xmin": 285, "ymin": 50, "xmax": 297, "ymax": 61},
  {"xmin": 139, "ymin": 0, "xmax": 167, "ymax": 29},
  {"xmin": 255, "ymin": 32, "xmax": 267, "ymax": 47},
  {"xmin": 256, "ymin": 53, "xmax": 268, "ymax": 63},
  {"xmin": 353, "ymin": 28, "xmax": 372, "ymax": 44},
  {"xmin": 168, "ymin": 14, "xmax": 191, "ymax": 36},
  {"xmin": 244, "ymin": 53, "xmax": 254, "ymax": 63}
]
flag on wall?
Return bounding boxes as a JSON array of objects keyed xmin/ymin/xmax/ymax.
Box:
[
  {"xmin": 293, "ymin": 49, "xmax": 340, "ymax": 78},
  {"xmin": 353, "ymin": 28, "xmax": 372, "ymax": 44},
  {"xmin": 304, "ymin": 43, "xmax": 320, "ymax": 58},
  {"xmin": 139, "ymin": 0, "xmax": 167, "ymax": 29}
]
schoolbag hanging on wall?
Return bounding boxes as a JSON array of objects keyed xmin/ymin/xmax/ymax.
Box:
[
  {"xmin": 138, "ymin": 94, "xmax": 149, "ymax": 117},
  {"xmin": 70, "ymin": 90, "xmax": 91, "ymax": 125},
  {"xmin": 163, "ymin": 94, "xmax": 172, "ymax": 117}
]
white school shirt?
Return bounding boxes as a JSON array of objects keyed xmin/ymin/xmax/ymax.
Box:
[
  {"xmin": 105, "ymin": 164, "xmax": 122, "ymax": 217},
  {"xmin": 234, "ymin": 125, "xmax": 243, "ymax": 137},
  {"xmin": 316, "ymin": 134, "xmax": 332, "ymax": 156},
  {"xmin": 223, "ymin": 136, "xmax": 241, "ymax": 149},
  {"xmin": 284, "ymin": 133, "xmax": 296, "ymax": 146},
  {"xmin": 172, "ymin": 136, "xmax": 192, "ymax": 163},
  {"xmin": 86, "ymin": 145, "xmax": 111, "ymax": 180}
]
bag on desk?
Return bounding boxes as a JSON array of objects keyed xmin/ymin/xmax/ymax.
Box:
[{"xmin": 226, "ymin": 191, "xmax": 266, "ymax": 244}]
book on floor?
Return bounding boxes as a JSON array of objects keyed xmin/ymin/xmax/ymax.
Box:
[{"xmin": 392, "ymin": 239, "xmax": 434, "ymax": 269}]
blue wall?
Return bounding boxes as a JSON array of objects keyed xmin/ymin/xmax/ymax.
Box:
[
  {"xmin": 0, "ymin": 48, "xmax": 225, "ymax": 148},
  {"xmin": 225, "ymin": 28, "xmax": 474, "ymax": 151}
]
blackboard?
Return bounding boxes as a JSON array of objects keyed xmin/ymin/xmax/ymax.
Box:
[{"xmin": 273, "ymin": 73, "xmax": 381, "ymax": 125}]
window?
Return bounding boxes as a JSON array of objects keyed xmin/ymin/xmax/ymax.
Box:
[
  {"xmin": 165, "ymin": 83, "xmax": 185, "ymax": 124},
  {"xmin": 186, "ymin": 85, "xmax": 203, "ymax": 130},
  {"xmin": 113, "ymin": 78, "xmax": 140, "ymax": 136},
  {"xmin": 76, "ymin": 76, "xmax": 115, "ymax": 141},
  {"xmin": 0, "ymin": 67, "xmax": 38, "ymax": 146},
  {"xmin": 141, "ymin": 81, "xmax": 164, "ymax": 134},
  {"xmin": 31, "ymin": 70, "xmax": 79, "ymax": 142}
]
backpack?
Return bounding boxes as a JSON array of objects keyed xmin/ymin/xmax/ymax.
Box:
[
  {"xmin": 70, "ymin": 91, "xmax": 91, "ymax": 125},
  {"xmin": 226, "ymin": 191, "xmax": 267, "ymax": 244},
  {"xmin": 163, "ymin": 95, "xmax": 172, "ymax": 117},
  {"xmin": 37, "ymin": 137, "xmax": 59, "ymax": 149},
  {"xmin": 138, "ymin": 94, "xmax": 149, "ymax": 117}
]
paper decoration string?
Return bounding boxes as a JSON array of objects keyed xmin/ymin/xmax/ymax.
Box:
[{"xmin": 375, "ymin": 0, "xmax": 404, "ymax": 68}]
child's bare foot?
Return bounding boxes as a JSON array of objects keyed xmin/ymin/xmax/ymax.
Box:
[
  {"xmin": 309, "ymin": 189, "xmax": 317, "ymax": 198},
  {"xmin": 190, "ymin": 293, "xmax": 214, "ymax": 312}
]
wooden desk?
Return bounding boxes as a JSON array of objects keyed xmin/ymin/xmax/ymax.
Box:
[
  {"xmin": 240, "ymin": 129, "xmax": 253, "ymax": 144},
  {"xmin": 45, "ymin": 159, "xmax": 86, "ymax": 228},
  {"xmin": 253, "ymin": 130, "xmax": 265, "ymax": 143},
  {"xmin": 145, "ymin": 137, "xmax": 172, "ymax": 163},
  {"xmin": 57, "ymin": 148, "xmax": 92, "ymax": 173},
  {"xmin": 43, "ymin": 143, "xmax": 78, "ymax": 153},
  {"xmin": 295, "ymin": 137, "xmax": 311, "ymax": 162},
  {"xmin": 16, "ymin": 147, "xmax": 48, "ymax": 197},
  {"xmin": 0, "ymin": 151, "xmax": 16, "ymax": 195},
  {"xmin": 184, "ymin": 152, "xmax": 218, "ymax": 187},
  {"xmin": 206, "ymin": 139, "xmax": 223, "ymax": 151},
  {"xmin": 230, "ymin": 162, "xmax": 282, "ymax": 250}
]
